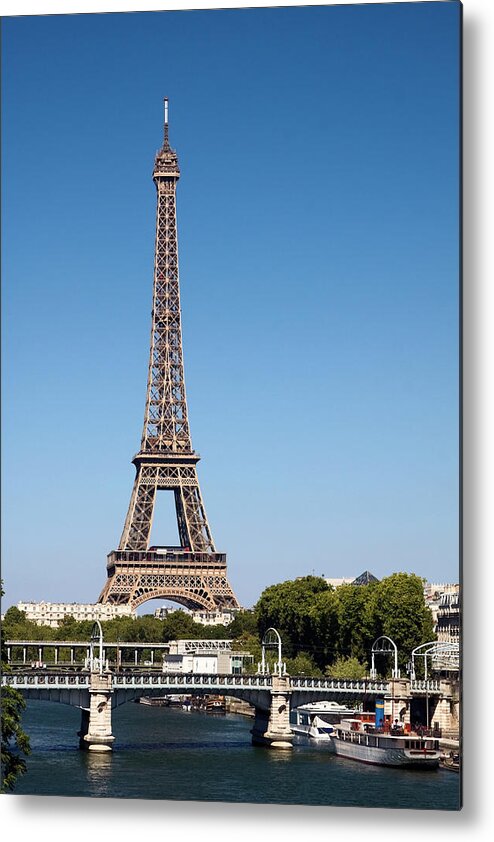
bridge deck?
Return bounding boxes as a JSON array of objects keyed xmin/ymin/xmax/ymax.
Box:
[{"xmin": 1, "ymin": 670, "xmax": 441, "ymax": 694}]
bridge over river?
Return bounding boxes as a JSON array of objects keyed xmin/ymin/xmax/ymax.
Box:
[{"xmin": 2, "ymin": 667, "xmax": 458, "ymax": 752}]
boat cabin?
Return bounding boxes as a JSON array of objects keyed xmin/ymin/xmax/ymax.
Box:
[{"xmin": 335, "ymin": 719, "xmax": 440, "ymax": 753}]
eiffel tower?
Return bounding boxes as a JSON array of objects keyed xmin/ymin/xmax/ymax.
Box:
[{"xmin": 99, "ymin": 99, "xmax": 239, "ymax": 612}]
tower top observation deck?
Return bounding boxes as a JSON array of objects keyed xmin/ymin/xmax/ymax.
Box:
[{"xmin": 154, "ymin": 96, "xmax": 180, "ymax": 179}]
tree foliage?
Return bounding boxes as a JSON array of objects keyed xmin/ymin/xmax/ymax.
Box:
[
  {"xmin": 370, "ymin": 573, "xmax": 435, "ymax": 672},
  {"xmin": 1, "ymin": 586, "xmax": 31, "ymax": 792},
  {"xmin": 334, "ymin": 583, "xmax": 377, "ymax": 663},
  {"xmin": 3, "ymin": 606, "xmax": 56, "ymax": 642},
  {"xmin": 255, "ymin": 576, "xmax": 331, "ymax": 659},
  {"xmin": 227, "ymin": 610, "xmax": 258, "ymax": 638},
  {"xmin": 285, "ymin": 651, "xmax": 323, "ymax": 678},
  {"xmin": 231, "ymin": 633, "xmax": 262, "ymax": 673},
  {"xmin": 253, "ymin": 573, "xmax": 435, "ymax": 676},
  {"xmin": 325, "ymin": 656, "xmax": 368, "ymax": 680},
  {"xmin": 1, "ymin": 686, "xmax": 31, "ymax": 792}
]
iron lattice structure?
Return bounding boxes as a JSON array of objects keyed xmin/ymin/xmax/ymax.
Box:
[{"xmin": 99, "ymin": 99, "xmax": 239, "ymax": 612}]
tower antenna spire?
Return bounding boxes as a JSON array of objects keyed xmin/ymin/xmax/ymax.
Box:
[{"xmin": 163, "ymin": 96, "xmax": 170, "ymax": 149}]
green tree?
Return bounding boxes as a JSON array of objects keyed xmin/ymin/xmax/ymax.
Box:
[
  {"xmin": 227, "ymin": 610, "xmax": 257, "ymax": 637},
  {"xmin": 130, "ymin": 614, "xmax": 164, "ymax": 642},
  {"xmin": 309, "ymin": 588, "xmax": 340, "ymax": 670},
  {"xmin": 254, "ymin": 576, "xmax": 330, "ymax": 658},
  {"xmin": 101, "ymin": 615, "xmax": 138, "ymax": 643},
  {"xmin": 1, "ymin": 687, "xmax": 31, "ymax": 792},
  {"xmin": 325, "ymin": 656, "xmax": 367, "ymax": 680},
  {"xmin": 2, "ymin": 606, "xmax": 53, "ymax": 642},
  {"xmin": 54, "ymin": 616, "xmax": 94, "ymax": 641},
  {"xmin": 370, "ymin": 573, "xmax": 435, "ymax": 673},
  {"xmin": 285, "ymin": 651, "xmax": 323, "ymax": 677},
  {"xmin": 333, "ymin": 583, "xmax": 377, "ymax": 666},
  {"xmin": 197, "ymin": 623, "xmax": 230, "ymax": 640},
  {"xmin": 1, "ymin": 586, "xmax": 31, "ymax": 791},
  {"xmin": 161, "ymin": 610, "xmax": 200, "ymax": 642},
  {"xmin": 2, "ymin": 606, "xmax": 26, "ymax": 626},
  {"xmin": 231, "ymin": 632, "xmax": 262, "ymax": 673}
]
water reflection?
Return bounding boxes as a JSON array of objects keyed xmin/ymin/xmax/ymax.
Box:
[
  {"xmin": 85, "ymin": 750, "xmax": 113, "ymax": 796},
  {"xmin": 265, "ymin": 749, "xmax": 294, "ymax": 764}
]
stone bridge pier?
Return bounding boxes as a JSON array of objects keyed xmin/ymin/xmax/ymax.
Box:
[
  {"xmin": 78, "ymin": 670, "xmax": 115, "ymax": 752},
  {"xmin": 251, "ymin": 675, "xmax": 293, "ymax": 750},
  {"xmin": 384, "ymin": 678, "xmax": 411, "ymax": 727},
  {"xmin": 429, "ymin": 678, "xmax": 460, "ymax": 735}
]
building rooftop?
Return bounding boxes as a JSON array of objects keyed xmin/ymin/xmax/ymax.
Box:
[{"xmin": 351, "ymin": 571, "xmax": 379, "ymax": 586}]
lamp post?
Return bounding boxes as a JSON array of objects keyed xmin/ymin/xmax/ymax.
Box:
[
  {"xmin": 370, "ymin": 636, "xmax": 399, "ymax": 679},
  {"xmin": 90, "ymin": 620, "xmax": 104, "ymax": 675},
  {"xmin": 260, "ymin": 628, "xmax": 284, "ymax": 676},
  {"xmin": 410, "ymin": 642, "xmax": 459, "ymax": 730},
  {"xmin": 424, "ymin": 651, "xmax": 429, "ymax": 729}
]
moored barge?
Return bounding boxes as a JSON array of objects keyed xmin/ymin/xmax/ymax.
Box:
[{"xmin": 332, "ymin": 718, "xmax": 441, "ymax": 768}]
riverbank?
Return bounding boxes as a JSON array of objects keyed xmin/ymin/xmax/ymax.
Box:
[{"xmin": 225, "ymin": 696, "xmax": 255, "ymax": 717}]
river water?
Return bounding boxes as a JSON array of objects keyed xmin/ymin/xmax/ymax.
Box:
[{"xmin": 13, "ymin": 699, "xmax": 460, "ymax": 810}]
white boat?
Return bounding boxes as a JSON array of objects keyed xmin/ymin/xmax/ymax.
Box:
[
  {"xmin": 332, "ymin": 719, "xmax": 441, "ymax": 769},
  {"xmin": 291, "ymin": 701, "xmax": 357, "ymax": 742},
  {"xmin": 138, "ymin": 694, "xmax": 185, "ymax": 707}
]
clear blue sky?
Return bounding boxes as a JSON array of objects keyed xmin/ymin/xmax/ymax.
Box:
[{"xmin": 1, "ymin": 2, "xmax": 461, "ymax": 611}]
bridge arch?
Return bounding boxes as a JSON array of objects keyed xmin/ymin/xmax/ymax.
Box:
[{"xmin": 14, "ymin": 681, "xmax": 274, "ymax": 714}]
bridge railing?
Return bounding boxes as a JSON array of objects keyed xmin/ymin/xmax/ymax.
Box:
[
  {"xmin": 290, "ymin": 677, "xmax": 389, "ymax": 692},
  {"xmin": 410, "ymin": 679, "xmax": 441, "ymax": 692},
  {"xmin": 112, "ymin": 673, "xmax": 273, "ymax": 689},
  {"xmin": 2, "ymin": 670, "xmax": 444, "ymax": 695},
  {"xmin": 2, "ymin": 673, "xmax": 90, "ymax": 688}
]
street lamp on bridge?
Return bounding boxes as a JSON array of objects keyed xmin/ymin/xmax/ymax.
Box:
[
  {"xmin": 259, "ymin": 628, "xmax": 286, "ymax": 676},
  {"xmin": 370, "ymin": 635, "xmax": 400, "ymax": 679},
  {"xmin": 89, "ymin": 620, "xmax": 104, "ymax": 675}
]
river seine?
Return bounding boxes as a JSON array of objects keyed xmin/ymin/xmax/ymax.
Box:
[{"xmin": 13, "ymin": 700, "xmax": 460, "ymax": 810}]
